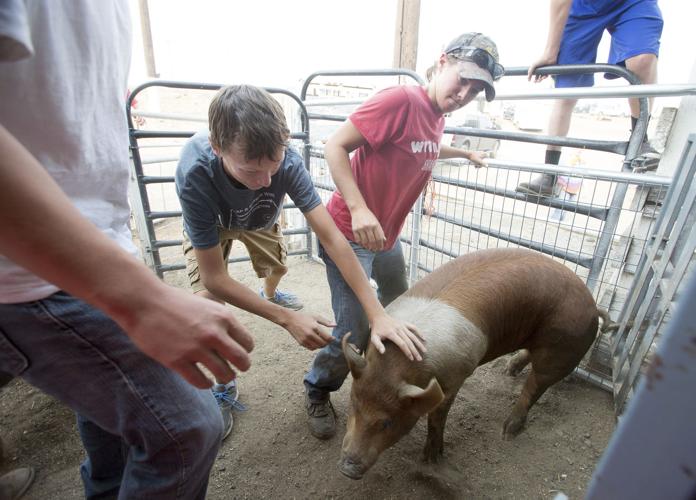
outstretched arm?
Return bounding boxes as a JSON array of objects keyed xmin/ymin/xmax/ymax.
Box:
[
  {"xmin": 438, "ymin": 144, "xmax": 488, "ymax": 166},
  {"xmin": 194, "ymin": 245, "xmax": 334, "ymax": 351},
  {"xmin": 0, "ymin": 125, "xmax": 254, "ymax": 388},
  {"xmin": 305, "ymin": 204, "xmax": 426, "ymax": 361},
  {"xmin": 528, "ymin": 0, "xmax": 573, "ymax": 82}
]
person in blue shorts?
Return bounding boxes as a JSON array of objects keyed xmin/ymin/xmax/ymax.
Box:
[{"xmin": 517, "ymin": 0, "xmax": 664, "ymax": 197}]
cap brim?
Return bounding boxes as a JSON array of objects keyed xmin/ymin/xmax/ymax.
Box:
[{"xmin": 457, "ymin": 61, "xmax": 496, "ymax": 101}]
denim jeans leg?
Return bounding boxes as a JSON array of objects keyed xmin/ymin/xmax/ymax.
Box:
[
  {"xmin": 371, "ymin": 240, "xmax": 409, "ymax": 307},
  {"xmin": 0, "ymin": 292, "xmax": 223, "ymax": 500},
  {"xmin": 303, "ymin": 242, "xmax": 374, "ymax": 401},
  {"xmin": 78, "ymin": 414, "xmax": 128, "ymax": 499}
]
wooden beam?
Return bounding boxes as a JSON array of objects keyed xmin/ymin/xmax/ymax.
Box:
[
  {"xmin": 138, "ymin": 0, "xmax": 159, "ymax": 78},
  {"xmin": 393, "ymin": 0, "xmax": 421, "ymax": 70}
]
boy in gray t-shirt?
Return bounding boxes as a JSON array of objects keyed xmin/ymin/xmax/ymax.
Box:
[
  {"xmin": 177, "ymin": 129, "xmax": 316, "ymax": 311},
  {"xmin": 175, "ymin": 85, "xmax": 425, "ymax": 438}
]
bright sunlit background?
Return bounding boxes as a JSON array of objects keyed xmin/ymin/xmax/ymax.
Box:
[{"xmin": 128, "ymin": 0, "xmax": 695, "ymax": 98}]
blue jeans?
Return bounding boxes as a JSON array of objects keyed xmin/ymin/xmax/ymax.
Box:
[
  {"xmin": 0, "ymin": 292, "xmax": 223, "ymax": 499},
  {"xmin": 304, "ymin": 240, "xmax": 408, "ymax": 401}
]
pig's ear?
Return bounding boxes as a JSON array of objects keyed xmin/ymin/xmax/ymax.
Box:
[
  {"xmin": 398, "ymin": 378, "xmax": 445, "ymax": 416},
  {"xmin": 342, "ymin": 332, "xmax": 366, "ymax": 379}
]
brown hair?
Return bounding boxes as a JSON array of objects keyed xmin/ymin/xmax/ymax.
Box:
[{"xmin": 208, "ymin": 85, "xmax": 290, "ymax": 161}]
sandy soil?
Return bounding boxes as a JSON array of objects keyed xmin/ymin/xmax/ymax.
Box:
[{"xmin": 1, "ymin": 252, "xmax": 615, "ymax": 500}]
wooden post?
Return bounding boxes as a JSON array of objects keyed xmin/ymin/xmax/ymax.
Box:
[
  {"xmin": 393, "ymin": 0, "xmax": 421, "ymax": 71},
  {"xmin": 138, "ymin": 0, "xmax": 158, "ymax": 78}
]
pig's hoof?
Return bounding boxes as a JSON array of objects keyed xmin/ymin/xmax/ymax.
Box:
[
  {"xmin": 501, "ymin": 416, "xmax": 526, "ymax": 440},
  {"xmin": 423, "ymin": 447, "xmax": 443, "ymax": 464}
]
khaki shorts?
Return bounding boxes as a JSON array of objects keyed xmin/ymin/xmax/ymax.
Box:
[{"xmin": 183, "ymin": 223, "xmax": 288, "ymax": 294}]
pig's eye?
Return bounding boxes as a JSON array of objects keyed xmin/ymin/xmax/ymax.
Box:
[{"xmin": 381, "ymin": 419, "xmax": 393, "ymax": 430}]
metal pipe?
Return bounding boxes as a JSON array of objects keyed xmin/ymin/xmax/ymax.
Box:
[{"xmin": 494, "ymin": 83, "xmax": 696, "ymax": 101}]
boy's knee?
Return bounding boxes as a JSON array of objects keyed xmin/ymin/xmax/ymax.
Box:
[
  {"xmin": 268, "ymin": 265, "xmax": 288, "ymax": 277},
  {"xmin": 625, "ymin": 53, "xmax": 657, "ymax": 82}
]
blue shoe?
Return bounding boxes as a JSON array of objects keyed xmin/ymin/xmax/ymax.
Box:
[
  {"xmin": 212, "ymin": 380, "xmax": 246, "ymax": 441},
  {"xmin": 260, "ymin": 289, "xmax": 304, "ymax": 310}
]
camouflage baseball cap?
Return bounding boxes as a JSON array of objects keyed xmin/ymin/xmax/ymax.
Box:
[{"xmin": 444, "ymin": 32, "xmax": 503, "ymax": 101}]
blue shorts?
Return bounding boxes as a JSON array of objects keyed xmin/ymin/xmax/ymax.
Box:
[{"xmin": 556, "ymin": 0, "xmax": 663, "ymax": 88}]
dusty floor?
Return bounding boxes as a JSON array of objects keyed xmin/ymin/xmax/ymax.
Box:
[{"xmin": 0, "ymin": 253, "xmax": 615, "ymax": 500}]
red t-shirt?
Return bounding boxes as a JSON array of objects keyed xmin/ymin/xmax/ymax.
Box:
[{"xmin": 327, "ymin": 85, "xmax": 445, "ymax": 250}]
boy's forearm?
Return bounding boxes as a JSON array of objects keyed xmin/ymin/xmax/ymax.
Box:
[
  {"xmin": 438, "ymin": 144, "xmax": 472, "ymax": 160},
  {"xmin": 203, "ymin": 273, "xmax": 293, "ymax": 327}
]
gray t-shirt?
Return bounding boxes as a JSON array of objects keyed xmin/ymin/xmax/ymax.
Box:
[{"xmin": 175, "ymin": 131, "xmax": 322, "ymax": 249}]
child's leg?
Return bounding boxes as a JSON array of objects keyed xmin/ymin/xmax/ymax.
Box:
[
  {"xmin": 239, "ymin": 224, "xmax": 303, "ymax": 310},
  {"xmin": 304, "ymin": 241, "xmax": 375, "ymax": 399},
  {"xmin": 303, "ymin": 241, "xmax": 375, "ymax": 439},
  {"xmin": 262, "ymin": 267, "xmax": 286, "ymax": 298}
]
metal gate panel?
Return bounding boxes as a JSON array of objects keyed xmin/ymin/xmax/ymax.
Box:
[{"xmin": 611, "ymin": 134, "xmax": 696, "ymax": 413}]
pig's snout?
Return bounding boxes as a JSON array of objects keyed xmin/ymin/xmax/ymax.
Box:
[{"xmin": 338, "ymin": 455, "xmax": 367, "ymax": 480}]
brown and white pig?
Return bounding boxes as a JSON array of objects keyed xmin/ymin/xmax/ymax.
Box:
[{"xmin": 339, "ymin": 247, "xmax": 610, "ymax": 479}]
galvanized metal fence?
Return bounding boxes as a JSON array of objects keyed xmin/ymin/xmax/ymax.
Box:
[
  {"xmin": 126, "ymin": 67, "xmax": 696, "ymax": 414},
  {"xmin": 609, "ymin": 133, "xmax": 696, "ymax": 413}
]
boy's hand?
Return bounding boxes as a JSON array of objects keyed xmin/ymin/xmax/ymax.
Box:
[
  {"xmin": 527, "ymin": 51, "xmax": 558, "ymax": 83},
  {"xmin": 350, "ymin": 206, "xmax": 386, "ymax": 252},
  {"xmin": 467, "ymin": 150, "xmax": 490, "ymax": 168},
  {"xmin": 370, "ymin": 313, "xmax": 426, "ymax": 361},
  {"xmin": 284, "ymin": 311, "xmax": 335, "ymax": 350}
]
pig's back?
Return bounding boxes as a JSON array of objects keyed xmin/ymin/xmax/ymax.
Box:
[{"xmin": 404, "ymin": 248, "xmax": 598, "ymax": 360}]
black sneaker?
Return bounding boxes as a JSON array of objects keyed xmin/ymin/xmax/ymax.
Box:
[{"xmin": 305, "ymin": 394, "xmax": 336, "ymax": 440}]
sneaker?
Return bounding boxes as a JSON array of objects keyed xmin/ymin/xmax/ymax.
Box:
[
  {"xmin": 0, "ymin": 467, "xmax": 35, "ymax": 500},
  {"xmin": 260, "ymin": 289, "xmax": 304, "ymax": 310},
  {"xmin": 212, "ymin": 380, "xmax": 246, "ymax": 441},
  {"xmin": 305, "ymin": 393, "xmax": 336, "ymax": 440}
]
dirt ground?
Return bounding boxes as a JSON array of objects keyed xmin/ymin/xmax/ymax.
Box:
[{"xmin": 0, "ymin": 250, "xmax": 615, "ymax": 500}]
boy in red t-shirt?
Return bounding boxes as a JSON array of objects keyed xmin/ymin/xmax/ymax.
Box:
[{"xmin": 303, "ymin": 32, "xmax": 503, "ymax": 439}]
